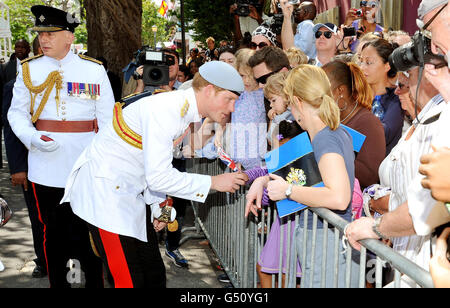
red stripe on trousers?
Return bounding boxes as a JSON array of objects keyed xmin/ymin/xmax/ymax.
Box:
[
  {"xmin": 31, "ymin": 183, "xmax": 50, "ymax": 286},
  {"xmin": 98, "ymin": 228, "xmax": 134, "ymax": 288}
]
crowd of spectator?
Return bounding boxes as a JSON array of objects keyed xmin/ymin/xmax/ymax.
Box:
[{"xmin": 176, "ymin": 0, "xmax": 450, "ymax": 288}]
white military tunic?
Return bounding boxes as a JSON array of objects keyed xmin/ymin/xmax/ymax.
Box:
[
  {"xmin": 61, "ymin": 88, "xmax": 212, "ymax": 242},
  {"xmin": 8, "ymin": 50, "xmax": 115, "ymax": 188}
]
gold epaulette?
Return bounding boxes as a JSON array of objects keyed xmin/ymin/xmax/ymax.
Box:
[
  {"xmin": 78, "ymin": 54, "xmax": 103, "ymax": 65},
  {"xmin": 20, "ymin": 54, "xmax": 44, "ymax": 65}
]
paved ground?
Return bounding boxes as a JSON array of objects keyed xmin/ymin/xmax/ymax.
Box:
[{"xmin": 0, "ymin": 145, "xmax": 225, "ymax": 288}]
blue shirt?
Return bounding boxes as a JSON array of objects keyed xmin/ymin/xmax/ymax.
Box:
[
  {"xmin": 378, "ymin": 87, "xmax": 404, "ymax": 156},
  {"xmin": 294, "ymin": 20, "xmax": 316, "ymax": 60}
]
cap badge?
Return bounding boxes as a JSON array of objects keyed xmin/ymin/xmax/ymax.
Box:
[{"xmin": 39, "ymin": 15, "xmax": 46, "ymax": 22}]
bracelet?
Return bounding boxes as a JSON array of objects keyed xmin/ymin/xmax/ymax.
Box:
[{"xmin": 372, "ymin": 216, "xmax": 388, "ymax": 240}]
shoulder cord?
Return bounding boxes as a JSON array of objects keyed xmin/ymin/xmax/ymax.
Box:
[{"xmin": 22, "ymin": 62, "xmax": 63, "ymax": 123}]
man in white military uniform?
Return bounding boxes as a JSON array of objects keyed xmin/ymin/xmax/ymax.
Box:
[
  {"xmin": 8, "ymin": 5, "xmax": 115, "ymax": 288},
  {"xmin": 61, "ymin": 61, "xmax": 247, "ymax": 288}
]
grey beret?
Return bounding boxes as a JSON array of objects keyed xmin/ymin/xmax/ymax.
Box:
[
  {"xmin": 199, "ymin": 61, "xmax": 244, "ymax": 95},
  {"xmin": 418, "ymin": 0, "xmax": 448, "ymax": 19}
]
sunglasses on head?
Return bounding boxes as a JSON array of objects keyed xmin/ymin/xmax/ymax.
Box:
[
  {"xmin": 250, "ymin": 42, "xmax": 269, "ymax": 50},
  {"xmin": 360, "ymin": 1, "xmax": 378, "ymax": 8},
  {"xmin": 255, "ymin": 69, "xmax": 280, "ymax": 85},
  {"xmin": 315, "ymin": 31, "xmax": 333, "ymax": 39}
]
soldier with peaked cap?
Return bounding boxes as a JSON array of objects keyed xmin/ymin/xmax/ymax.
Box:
[
  {"xmin": 61, "ymin": 61, "xmax": 248, "ymax": 288},
  {"xmin": 8, "ymin": 5, "xmax": 115, "ymax": 288}
]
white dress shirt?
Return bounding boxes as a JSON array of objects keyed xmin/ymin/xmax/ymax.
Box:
[{"xmin": 61, "ymin": 88, "xmax": 212, "ymax": 242}]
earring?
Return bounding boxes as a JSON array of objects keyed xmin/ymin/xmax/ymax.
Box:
[{"xmin": 337, "ymin": 95, "xmax": 347, "ymax": 112}]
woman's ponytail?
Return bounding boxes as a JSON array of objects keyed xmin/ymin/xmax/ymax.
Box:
[{"xmin": 319, "ymin": 94, "xmax": 340, "ymax": 131}]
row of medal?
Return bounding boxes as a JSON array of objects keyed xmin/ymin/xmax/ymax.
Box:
[{"xmin": 67, "ymin": 82, "xmax": 101, "ymax": 100}]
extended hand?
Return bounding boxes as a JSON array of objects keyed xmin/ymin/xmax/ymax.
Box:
[
  {"xmin": 245, "ymin": 176, "xmax": 268, "ymax": 217},
  {"xmin": 211, "ymin": 172, "xmax": 247, "ymax": 193}
]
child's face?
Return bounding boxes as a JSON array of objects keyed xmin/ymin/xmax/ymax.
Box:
[{"xmin": 268, "ymin": 94, "xmax": 287, "ymax": 115}]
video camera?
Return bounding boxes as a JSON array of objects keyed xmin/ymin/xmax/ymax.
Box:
[
  {"xmin": 389, "ymin": 31, "xmax": 447, "ymax": 72},
  {"xmin": 235, "ymin": 0, "xmax": 261, "ymax": 17},
  {"xmin": 270, "ymin": 0, "xmax": 301, "ymax": 35},
  {"xmin": 132, "ymin": 46, "xmax": 176, "ymax": 87}
]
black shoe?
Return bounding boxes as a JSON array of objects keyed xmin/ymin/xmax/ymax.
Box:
[
  {"xmin": 32, "ymin": 264, "xmax": 47, "ymax": 278},
  {"xmin": 217, "ymin": 273, "xmax": 230, "ymax": 283}
]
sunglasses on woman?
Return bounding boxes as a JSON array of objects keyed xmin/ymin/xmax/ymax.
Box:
[
  {"xmin": 250, "ymin": 42, "xmax": 269, "ymax": 50},
  {"xmin": 315, "ymin": 31, "xmax": 333, "ymax": 39},
  {"xmin": 360, "ymin": 1, "xmax": 378, "ymax": 8}
]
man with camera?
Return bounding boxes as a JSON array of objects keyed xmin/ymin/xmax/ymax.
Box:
[
  {"xmin": 230, "ymin": 0, "xmax": 265, "ymax": 42},
  {"xmin": 279, "ymin": 0, "xmax": 317, "ymax": 60},
  {"xmin": 345, "ymin": 0, "xmax": 450, "ymax": 266},
  {"xmin": 134, "ymin": 48, "xmax": 181, "ymax": 95}
]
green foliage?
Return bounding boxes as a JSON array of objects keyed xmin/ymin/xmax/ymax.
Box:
[
  {"xmin": 74, "ymin": 22, "xmax": 87, "ymax": 45},
  {"xmin": 4, "ymin": 0, "xmax": 44, "ymax": 43},
  {"xmin": 142, "ymin": 0, "xmax": 175, "ymax": 48},
  {"xmin": 4, "ymin": 0, "xmax": 86, "ymax": 46},
  {"xmin": 182, "ymin": 0, "xmax": 235, "ymax": 48}
]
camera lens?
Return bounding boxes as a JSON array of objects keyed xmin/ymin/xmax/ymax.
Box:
[
  {"xmin": 149, "ymin": 68, "xmax": 163, "ymax": 82},
  {"xmin": 388, "ymin": 43, "xmax": 418, "ymax": 72}
]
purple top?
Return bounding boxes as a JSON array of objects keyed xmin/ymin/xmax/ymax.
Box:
[{"xmin": 244, "ymin": 167, "xmax": 270, "ymax": 206}]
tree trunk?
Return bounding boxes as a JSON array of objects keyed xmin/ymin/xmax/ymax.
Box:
[{"xmin": 85, "ymin": 0, "xmax": 142, "ymax": 78}]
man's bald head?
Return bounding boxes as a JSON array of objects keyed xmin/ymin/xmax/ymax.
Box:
[{"xmin": 294, "ymin": 1, "xmax": 317, "ymax": 23}]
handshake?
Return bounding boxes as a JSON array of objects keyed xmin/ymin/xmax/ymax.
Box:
[{"xmin": 31, "ymin": 132, "xmax": 59, "ymax": 152}]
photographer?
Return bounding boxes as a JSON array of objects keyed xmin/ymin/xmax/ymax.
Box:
[
  {"xmin": 134, "ymin": 48, "xmax": 182, "ymax": 94},
  {"xmin": 279, "ymin": 0, "xmax": 317, "ymax": 60},
  {"xmin": 344, "ymin": 0, "xmax": 384, "ymax": 53},
  {"xmin": 345, "ymin": 0, "xmax": 450, "ymax": 264},
  {"xmin": 230, "ymin": 0, "xmax": 265, "ymax": 42}
]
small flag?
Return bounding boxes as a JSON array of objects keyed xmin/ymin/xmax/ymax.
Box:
[
  {"xmin": 217, "ymin": 146, "xmax": 239, "ymax": 172},
  {"xmin": 159, "ymin": 0, "xmax": 169, "ymax": 16}
]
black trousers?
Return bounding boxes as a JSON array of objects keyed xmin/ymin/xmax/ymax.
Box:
[
  {"xmin": 87, "ymin": 205, "xmax": 166, "ymax": 288},
  {"xmin": 31, "ymin": 183, "xmax": 103, "ymax": 288},
  {"xmin": 22, "ymin": 180, "xmax": 46, "ymax": 268}
]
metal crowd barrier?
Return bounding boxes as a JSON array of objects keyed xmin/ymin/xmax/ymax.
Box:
[{"xmin": 185, "ymin": 158, "xmax": 435, "ymax": 288}]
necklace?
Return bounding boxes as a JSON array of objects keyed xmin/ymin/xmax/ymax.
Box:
[{"xmin": 341, "ymin": 101, "xmax": 358, "ymax": 123}]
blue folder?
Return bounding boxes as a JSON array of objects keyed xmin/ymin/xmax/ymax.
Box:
[{"xmin": 264, "ymin": 125, "xmax": 366, "ymax": 218}]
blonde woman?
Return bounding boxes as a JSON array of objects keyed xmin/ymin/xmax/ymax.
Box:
[{"xmin": 245, "ymin": 65, "xmax": 360, "ymax": 287}]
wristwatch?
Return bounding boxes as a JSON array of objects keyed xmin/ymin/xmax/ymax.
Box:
[
  {"xmin": 372, "ymin": 216, "xmax": 388, "ymax": 240},
  {"xmin": 285, "ymin": 184, "xmax": 293, "ymax": 199}
]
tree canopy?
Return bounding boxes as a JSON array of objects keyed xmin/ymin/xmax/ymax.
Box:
[{"xmin": 182, "ymin": 0, "xmax": 235, "ymax": 48}]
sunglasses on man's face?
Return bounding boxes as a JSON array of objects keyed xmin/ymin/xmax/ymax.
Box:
[
  {"xmin": 250, "ymin": 42, "xmax": 269, "ymax": 50},
  {"xmin": 255, "ymin": 70, "xmax": 279, "ymax": 85},
  {"xmin": 360, "ymin": 1, "xmax": 378, "ymax": 8},
  {"xmin": 315, "ymin": 31, "xmax": 333, "ymax": 39}
]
